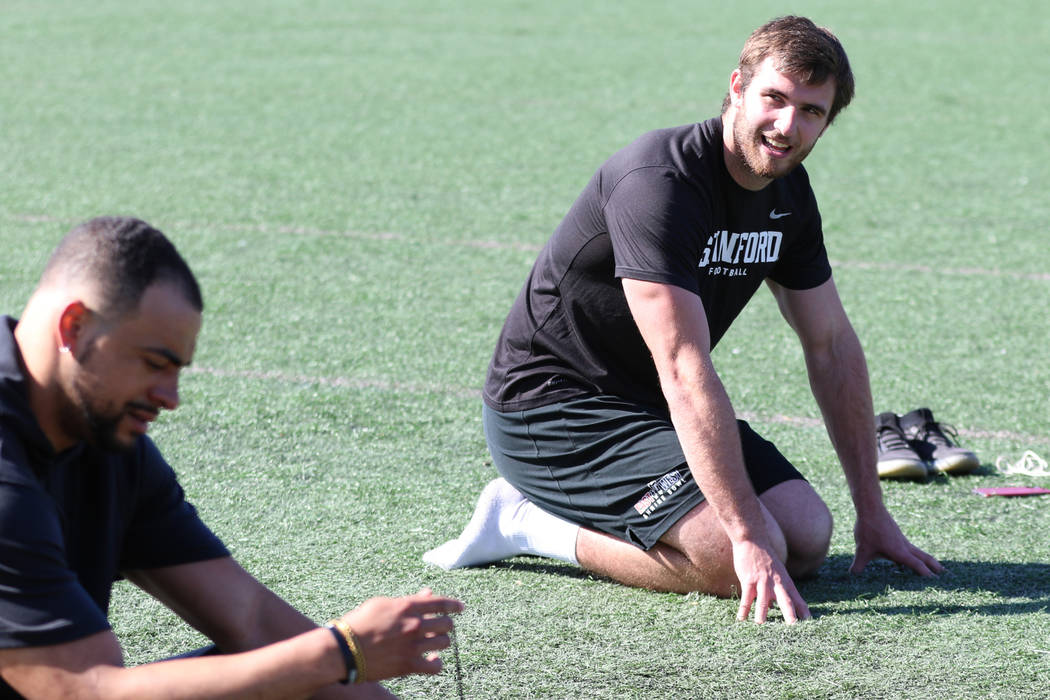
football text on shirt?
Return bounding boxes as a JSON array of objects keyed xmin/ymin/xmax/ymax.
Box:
[{"xmin": 697, "ymin": 229, "xmax": 783, "ymax": 277}]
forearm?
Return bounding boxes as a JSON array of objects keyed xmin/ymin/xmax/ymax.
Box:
[
  {"xmin": 2, "ymin": 627, "xmax": 349, "ymax": 700},
  {"xmin": 129, "ymin": 561, "xmax": 461, "ymax": 697},
  {"xmin": 227, "ymin": 586, "xmax": 320, "ymax": 652},
  {"xmin": 133, "ymin": 628, "xmax": 344, "ymax": 698},
  {"xmin": 664, "ymin": 370, "xmax": 769, "ymax": 544},
  {"xmin": 803, "ymin": 324, "xmax": 884, "ymax": 514},
  {"xmin": 124, "ymin": 563, "xmax": 363, "ymax": 697},
  {"xmin": 180, "ymin": 581, "xmax": 368, "ymax": 698},
  {"xmin": 130, "ymin": 561, "xmax": 326, "ymax": 655}
]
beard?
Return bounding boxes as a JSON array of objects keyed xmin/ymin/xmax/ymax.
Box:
[
  {"xmin": 64, "ymin": 379, "xmax": 133, "ymax": 453},
  {"xmin": 731, "ymin": 108, "xmax": 813, "ymax": 181},
  {"xmin": 56, "ymin": 335, "xmax": 138, "ymax": 453}
]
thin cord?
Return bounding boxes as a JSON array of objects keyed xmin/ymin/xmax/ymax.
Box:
[{"xmin": 450, "ymin": 625, "xmax": 464, "ymax": 699}]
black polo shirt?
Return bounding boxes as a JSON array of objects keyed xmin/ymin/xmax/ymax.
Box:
[{"xmin": 0, "ymin": 316, "xmax": 228, "ymax": 692}]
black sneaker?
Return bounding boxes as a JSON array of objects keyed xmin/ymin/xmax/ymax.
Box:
[
  {"xmin": 899, "ymin": 407, "xmax": 979, "ymax": 475},
  {"xmin": 876, "ymin": 412, "xmax": 927, "ymax": 479}
]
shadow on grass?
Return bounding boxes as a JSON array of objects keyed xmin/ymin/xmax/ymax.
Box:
[
  {"xmin": 477, "ymin": 555, "xmax": 1050, "ymax": 618},
  {"xmin": 924, "ymin": 462, "xmax": 998, "ymax": 479},
  {"xmin": 800, "ymin": 554, "xmax": 1050, "ymax": 617},
  {"xmin": 486, "ymin": 560, "xmax": 594, "ymax": 581}
]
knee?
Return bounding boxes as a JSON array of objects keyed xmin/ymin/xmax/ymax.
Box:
[{"xmin": 786, "ymin": 500, "xmax": 832, "ymax": 579}]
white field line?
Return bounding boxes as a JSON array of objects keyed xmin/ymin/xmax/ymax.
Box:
[
  {"xmin": 732, "ymin": 411, "xmax": 1050, "ymax": 447},
  {"xmin": 828, "ymin": 260, "xmax": 1050, "ymax": 283},
  {"xmin": 185, "ymin": 366, "xmax": 1050, "ymax": 447}
]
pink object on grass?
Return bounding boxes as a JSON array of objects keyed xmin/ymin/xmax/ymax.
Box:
[{"xmin": 973, "ymin": 486, "xmax": 1050, "ymax": 497}]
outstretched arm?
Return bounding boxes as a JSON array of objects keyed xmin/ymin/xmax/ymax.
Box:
[
  {"xmin": 769, "ymin": 277, "xmax": 943, "ymax": 576},
  {"xmin": 0, "ymin": 556, "xmax": 463, "ymax": 699},
  {"xmin": 623, "ymin": 278, "xmax": 809, "ymax": 624}
]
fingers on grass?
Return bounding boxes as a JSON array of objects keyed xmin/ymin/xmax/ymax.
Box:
[
  {"xmin": 775, "ymin": 581, "xmax": 811, "ymax": 624},
  {"xmin": 737, "ymin": 585, "xmax": 757, "ymax": 622},
  {"xmin": 908, "ymin": 549, "xmax": 943, "ymax": 578},
  {"xmin": 754, "ymin": 587, "xmax": 772, "ymax": 624},
  {"xmin": 849, "ymin": 552, "xmax": 871, "ymax": 575}
]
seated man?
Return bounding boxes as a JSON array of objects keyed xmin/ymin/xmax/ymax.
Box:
[
  {"xmin": 0, "ymin": 216, "xmax": 462, "ymax": 698},
  {"xmin": 425, "ymin": 16, "xmax": 942, "ymax": 624}
]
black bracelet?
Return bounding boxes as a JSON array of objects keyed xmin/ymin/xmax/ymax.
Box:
[{"xmin": 326, "ymin": 623, "xmax": 357, "ymax": 684}]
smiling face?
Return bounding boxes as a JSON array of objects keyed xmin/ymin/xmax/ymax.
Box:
[
  {"xmin": 58, "ymin": 281, "xmax": 200, "ymax": 452},
  {"xmin": 723, "ymin": 56, "xmax": 836, "ymax": 191}
]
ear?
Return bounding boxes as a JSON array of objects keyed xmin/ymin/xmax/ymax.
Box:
[
  {"xmin": 56, "ymin": 301, "xmax": 92, "ymax": 355},
  {"xmin": 728, "ymin": 69, "xmax": 745, "ymax": 107}
]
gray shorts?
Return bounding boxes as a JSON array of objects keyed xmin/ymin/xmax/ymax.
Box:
[{"xmin": 482, "ymin": 394, "xmax": 805, "ymax": 550}]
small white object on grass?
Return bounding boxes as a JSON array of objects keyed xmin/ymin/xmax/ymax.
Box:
[{"xmin": 995, "ymin": 450, "xmax": 1050, "ymax": 477}]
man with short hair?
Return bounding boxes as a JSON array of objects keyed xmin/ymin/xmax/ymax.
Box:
[
  {"xmin": 0, "ymin": 216, "xmax": 462, "ymax": 698},
  {"xmin": 425, "ymin": 16, "xmax": 942, "ymax": 624}
]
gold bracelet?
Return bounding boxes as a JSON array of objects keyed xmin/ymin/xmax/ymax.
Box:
[{"xmin": 328, "ymin": 619, "xmax": 367, "ymax": 683}]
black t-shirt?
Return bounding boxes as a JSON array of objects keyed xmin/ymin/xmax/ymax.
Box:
[
  {"xmin": 0, "ymin": 316, "xmax": 229, "ymax": 693},
  {"xmin": 484, "ymin": 118, "xmax": 832, "ymax": 412}
]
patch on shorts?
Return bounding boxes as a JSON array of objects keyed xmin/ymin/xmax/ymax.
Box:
[{"xmin": 633, "ymin": 468, "xmax": 686, "ymax": 519}]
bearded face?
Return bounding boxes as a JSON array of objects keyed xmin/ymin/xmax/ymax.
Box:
[
  {"xmin": 723, "ymin": 57, "xmax": 834, "ymax": 190},
  {"xmin": 53, "ymin": 282, "xmax": 200, "ymax": 453}
]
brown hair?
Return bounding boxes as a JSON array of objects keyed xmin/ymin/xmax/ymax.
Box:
[{"xmin": 722, "ymin": 16, "xmax": 854, "ymax": 125}]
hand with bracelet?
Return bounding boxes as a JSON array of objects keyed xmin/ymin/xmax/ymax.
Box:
[{"xmin": 328, "ymin": 588, "xmax": 464, "ymax": 685}]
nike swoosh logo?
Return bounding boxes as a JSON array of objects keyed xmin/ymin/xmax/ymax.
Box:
[{"xmin": 769, "ymin": 209, "xmax": 791, "ymax": 219}]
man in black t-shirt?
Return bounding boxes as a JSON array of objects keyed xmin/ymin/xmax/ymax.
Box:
[
  {"xmin": 425, "ymin": 16, "xmax": 942, "ymax": 624},
  {"xmin": 0, "ymin": 217, "xmax": 462, "ymax": 698}
]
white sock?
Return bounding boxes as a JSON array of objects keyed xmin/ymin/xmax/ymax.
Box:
[{"xmin": 423, "ymin": 478, "xmax": 580, "ymax": 569}]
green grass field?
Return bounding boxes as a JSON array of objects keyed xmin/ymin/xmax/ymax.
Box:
[{"xmin": 2, "ymin": 1, "xmax": 1049, "ymax": 697}]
